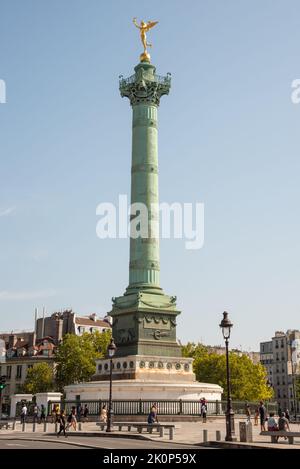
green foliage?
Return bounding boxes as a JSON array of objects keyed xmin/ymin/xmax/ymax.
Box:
[
  {"xmin": 181, "ymin": 342, "xmax": 208, "ymax": 359},
  {"xmin": 55, "ymin": 330, "xmax": 111, "ymax": 390},
  {"xmin": 22, "ymin": 362, "xmax": 54, "ymax": 394},
  {"xmin": 182, "ymin": 342, "xmax": 273, "ymax": 401}
]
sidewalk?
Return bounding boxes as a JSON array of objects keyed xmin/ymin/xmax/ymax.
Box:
[{"xmin": 3, "ymin": 418, "xmax": 300, "ymax": 449}]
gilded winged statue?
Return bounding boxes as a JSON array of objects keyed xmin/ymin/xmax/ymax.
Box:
[{"xmin": 133, "ymin": 18, "xmax": 158, "ymax": 61}]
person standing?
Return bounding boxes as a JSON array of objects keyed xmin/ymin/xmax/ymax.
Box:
[
  {"xmin": 201, "ymin": 402, "xmax": 207, "ymax": 423},
  {"xmin": 254, "ymin": 407, "xmax": 259, "ymax": 426},
  {"xmin": 245, "ymin": 404, "xmax": 251, "ymax": 422},
  {"xmin": 20, "ymin": 404, "xmax": 27, "ymax": 424},
  {"xmin": 83, "ymin": 404, "xmax": 89, "ymax": 421},
  {"xmin": 77, "ymin": 404, "xmax": 82, "ymax": 422},
  {"xmin": 259, "ymin": 401, "xmax": 267, "ymax": 431},
  {"xmin": 33, "ymin": 404, "xmax": 39, "ymax": 424},
  {"xmin": 40, "ymin": 404, "xmax": 46, "ymax": 423},
  {"xmin": 285, "ymin": 409, "xmax": 290, "ymax": 422}
]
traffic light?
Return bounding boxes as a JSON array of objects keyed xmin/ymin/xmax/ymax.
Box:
[{"xmin": 0, "ymin": 376, "xmax": 6, "ymax": 390}]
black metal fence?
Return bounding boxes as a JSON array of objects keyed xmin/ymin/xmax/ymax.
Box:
[{"xmin": 47, "ymin": 399, "xmax": 278, "ymax": 417}]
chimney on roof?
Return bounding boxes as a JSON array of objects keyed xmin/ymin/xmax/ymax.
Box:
[
  {"xmin": 8, "ymin": 334, "xmax": 16, "ymax": 349},
  {"xmin": 89, "ymin": 313, "xmax": 97, "ymax": 321}
]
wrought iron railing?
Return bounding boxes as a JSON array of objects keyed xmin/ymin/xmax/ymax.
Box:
[{"xmin": 46, "ymin": 399, "xmax": 278, "ymax": 417}]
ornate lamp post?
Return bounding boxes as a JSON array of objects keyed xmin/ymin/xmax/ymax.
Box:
[
  {"xmin": 219, "ymin": 311, "xmax": 236, "ymax": 441},
  {"xmin": 106, "ymin": 338, "xmax": 117, "ymax": 432}
]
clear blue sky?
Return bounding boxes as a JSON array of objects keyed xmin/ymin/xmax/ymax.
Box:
[{"xmin": 1, "ymin": 0, "xmax": 300, "ymax": 350}]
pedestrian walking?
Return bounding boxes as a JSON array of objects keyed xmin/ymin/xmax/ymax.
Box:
[
  {"xmin": 57, "ymin": 410, "xmax": 67, "ymax": 438},
  {"xmin": 99, "ymin": 404, "xmax": 107, "ymax": 423},
  {"xmin": 66, "ymin": 406, "xmax": 77, "ymax": 432}
]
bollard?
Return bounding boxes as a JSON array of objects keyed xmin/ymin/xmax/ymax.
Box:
[
  {"xmin": 216, "ymin": 430, "xmax": 221, "ymax": 441},
  {"xmin": 203, "ymin": 429, "xmax": 208, "ymax": 443},
  {"xmin": 55, "ymin": 422, "xmax": 58, "ymax": 433},
  {"xmin": 33, "ymin": 422, "xmax": 36, "ymax": 432},
  {"xmin": 22, "ymin": 422, "xmax": 26, "ymax": 432},
  {"xmin": 78, "ymin": 422, "xmax": 82, "ymax": 431},
  {"xmin": 12, "ymin": 420, "xmax": 16, "ymax": 430},
  {"xmin": 43, "ymin": 421, "xmax": 48, "ymax": 433}
]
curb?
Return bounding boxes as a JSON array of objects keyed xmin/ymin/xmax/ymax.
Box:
[{"xmin": 0, "ymin": 436, "xmax": 105, "ymax": 449}]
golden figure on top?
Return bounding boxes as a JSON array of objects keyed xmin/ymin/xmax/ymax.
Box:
[{"xmin": 133, "ymin": 18, "xmax": 158, "ymax": 62}]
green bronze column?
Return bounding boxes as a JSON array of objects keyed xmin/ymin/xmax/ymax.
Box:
[
  {"xmin": 119, "ymin": 62, "xmax": 170, "ymax": 292},
  {"xmin": 110, "ymin": 58, "xmax": 181, "ymax": 359}
]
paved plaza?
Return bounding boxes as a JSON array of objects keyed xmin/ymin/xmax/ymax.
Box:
[{"xmin": 1, "ymin": 417, "xmax": 300, "ymax": 449}]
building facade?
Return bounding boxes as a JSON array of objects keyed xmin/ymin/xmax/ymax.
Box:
[
  {"xmin": 36, "ymin": 309, "xmax": 111, "ymax": 343},
  {"xmin": 0, "ymin": 310, "xmax": 111, "ymax": 408},
  {"xmin": 260, "ymin": 330, "xmax": 300, "ymax": 413}
]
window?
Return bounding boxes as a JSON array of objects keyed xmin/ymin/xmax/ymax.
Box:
[
  {"xmin": 278, "ymin": 390, "xmax": 281, "ymax": 398},
  {"xmin": 275, "ymin": 341, "xmax": 279, "ymax": 349},
  {"xmin": 281, "ymin": 339, "xmax": 284, "ymax": 348},
  {"xmin": 281, "ymin": 353, "xmax": 285, "ymax": 361},
  {"xmin": 43, "ymin": 350, "xmax": 49, "ymax": 357},
  {"xmin": 16, "ymin": 365, "xmax": 22, "ymax": 379},
  {"xmin": 6, "ymin": 365, "xmax": 11, "ymax": 379},
  {"xmin": 262, "ymin": 345, "xmax": 265, "ymax": 352}
]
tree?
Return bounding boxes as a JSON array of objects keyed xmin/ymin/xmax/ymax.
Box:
[
  {"xmin": 182, "ymin": 342, "xmax": 273, "ymax": 401},
  {"xmin": 55, "ymin": 330, "xmax": 111, "ymax": 390},
  {"xmin": 181, "ymin": 342, "xmax": 208, "ymax": 359},
  {"xmin": 22, "ymin": 362, "xmax": 54, "ymax": 394}
]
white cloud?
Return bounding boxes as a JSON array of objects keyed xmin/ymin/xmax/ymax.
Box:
[
  {"xmin": 0, "ymin": 289, "xmax": 57, "ymax": 301},
  {"xmin": 0, "ymin": 206, "xmax": 16, "ymax": 217}
]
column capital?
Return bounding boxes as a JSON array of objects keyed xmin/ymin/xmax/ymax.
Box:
[{"xmin": 119, "ymin": 62, "xmax": 171, "ymax": 106}]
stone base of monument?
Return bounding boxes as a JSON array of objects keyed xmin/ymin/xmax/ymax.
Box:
[
  {"xmin": 64, "ymin": 355, "xmax": 222, "ymax": 401},
  {"xmin": 94, "ymin": 355, "xmax": 195, "ymax": 383},
  {"xmin": 64, "ymin": 379, "xmax": 222, "ymax": 401},
  {"xmin": 65, "ymin": 379, "xmax": 223, "ymax": 402}
]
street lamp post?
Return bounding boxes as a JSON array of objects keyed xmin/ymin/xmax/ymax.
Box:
[
  {"xmin": 219, "ymin": 311, "xmax": 236, "ymax": 442},
  {"xmin": 106, "ymin": 338, "xmax": 117, "ymax": 433}
]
